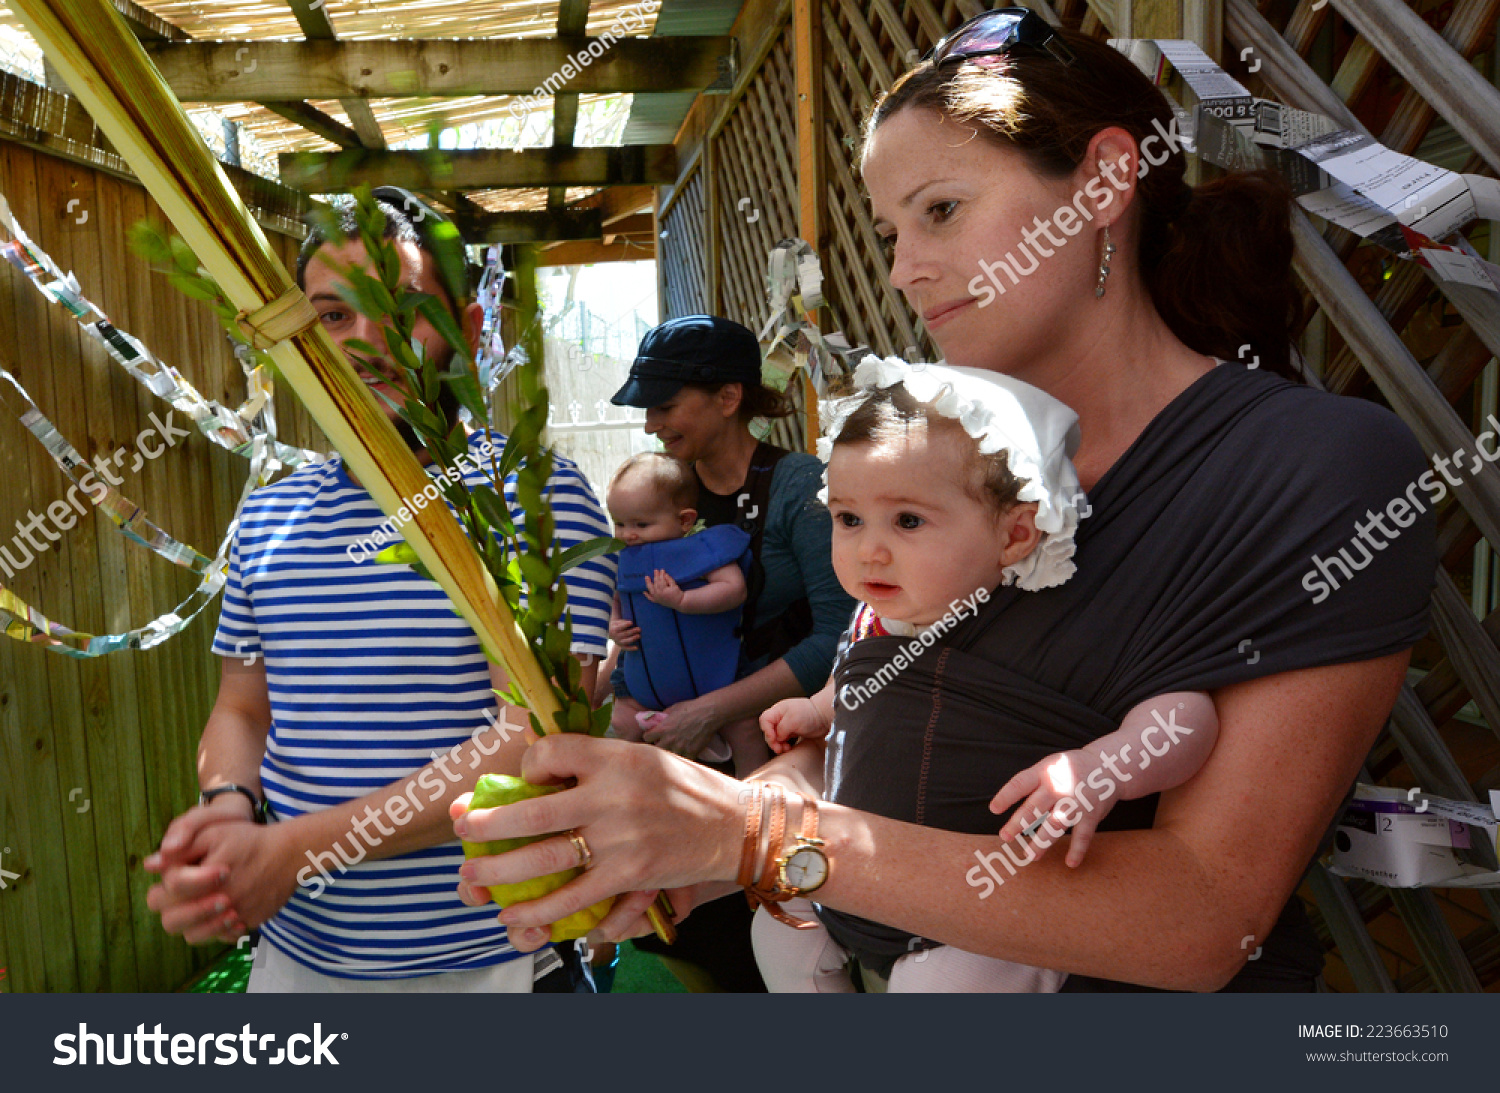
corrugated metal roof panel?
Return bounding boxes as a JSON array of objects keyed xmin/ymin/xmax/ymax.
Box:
[{"xmin": 622, "ymin": 0, "xmax": 745, "ymax": 145}]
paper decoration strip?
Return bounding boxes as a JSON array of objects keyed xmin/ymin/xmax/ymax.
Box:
[
  {"xmin": 0, "ymin": 365, "xmax": 213, "ymax": 572},
  {"xmin": 1112, "ymin": 39, "xmax": 1500, "ymax": 297},
  {"xmin": 0, "ymin": 194, "xmax": 321, "ymax": 468}
]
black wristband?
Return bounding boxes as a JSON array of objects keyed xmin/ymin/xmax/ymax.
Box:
[{"xmin": 198, "ymin": 784, "xmax": 266, "ymax": 824}]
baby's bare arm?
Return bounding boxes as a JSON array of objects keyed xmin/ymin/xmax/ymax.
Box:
[
  {"xmin": 670, "ymin": 562, "xmax": 748, "ymax": 614},
  {"xmin": 1097, "ymin": 691, "xmax": 1220, "ymax": 800}
]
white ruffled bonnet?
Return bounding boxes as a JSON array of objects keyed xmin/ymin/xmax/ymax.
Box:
[{"xmin": 817, "ymin": 356, "xmax": 1086, "ymax": 592}]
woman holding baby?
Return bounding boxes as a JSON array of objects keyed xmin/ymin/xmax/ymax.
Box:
[{"xmin": 455, "ymin": 10, "xmax": 1435, "ymax": 991}]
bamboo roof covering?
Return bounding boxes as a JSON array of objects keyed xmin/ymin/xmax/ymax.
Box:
[{"xmin": 0, "ymin": 0, "xmax": 668, "ymax": 212}]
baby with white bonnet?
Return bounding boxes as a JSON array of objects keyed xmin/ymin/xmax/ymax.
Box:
[{"xmin": 753, "ymin": 356, "xmax": 1222, "ymax": 992}]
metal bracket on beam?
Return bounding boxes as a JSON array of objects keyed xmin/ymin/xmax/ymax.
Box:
[{"xmin": 704, "ymin": 37, "xmax": 738, "ymax": 94}]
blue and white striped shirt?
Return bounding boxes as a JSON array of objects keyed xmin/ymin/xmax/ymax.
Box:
[{"xmin": 210, "ymin": 430, "xmax": 615, "ymax": 979}]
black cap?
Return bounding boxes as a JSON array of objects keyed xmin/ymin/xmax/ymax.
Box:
[{"xmin": 610, "ymin": 315, "xmax": 763, "ymax": 408}]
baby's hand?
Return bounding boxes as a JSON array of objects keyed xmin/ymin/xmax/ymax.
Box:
[
  {"xmin": 989, "ymin": 748, "xmax": 1114, "ymax": 868},
  {"xmin": 760, "ymin": 698, "xmax": 830, "ymax": 755},
  {"xmin": 643, "ymin": 569, "xmax": 684, "ymax": 609}
]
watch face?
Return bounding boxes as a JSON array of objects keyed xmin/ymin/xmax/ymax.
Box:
[{"xmin": 784, "ymin": 847, "xmax": 829, "ymax": 893}]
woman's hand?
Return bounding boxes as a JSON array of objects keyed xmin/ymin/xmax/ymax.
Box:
[
  {"xmin": 760, "ymin": 698, "xmax": 830, "ymax": 755},
  {"xmin": 450, "ymin": 736, "xmax": 745, "ymax": 940},
  {"xmin": 990, "ymin": 748, "xmax": 1113, "ymax": 868},
  {"xmin": 609, "ymin": 694, "xmax": 647, "ymax": 737},
  {"xmin": 639, "ymin": 694, "xmax": 723, "ymax": 759},
  {"xmin": 607, "ymin": 615, "xmax": 641, "ymax": 651}
]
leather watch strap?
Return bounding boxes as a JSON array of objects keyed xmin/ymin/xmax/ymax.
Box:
[
  {"xmin": 736, "ymin": 785, "xmax": 763, "ymax": 889},
  {"xmin": 758, "ymin": 784, "xmax": 787, "ymax": 895},
  {"xmin": 799, "ymin": 794, "xmax": 819, "ymax": 844},
  {"xmin": 746, "ymin": 784, "xmax": 818, "ymax": 929}
]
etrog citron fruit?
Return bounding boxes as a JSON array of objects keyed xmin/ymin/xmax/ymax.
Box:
[{"xmin": 462, "ymin": 773, "xmax": 614, "ymax": 942}]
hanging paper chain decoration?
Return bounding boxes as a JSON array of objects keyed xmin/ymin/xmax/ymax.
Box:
[
  {"xmin": 0, "ymin": 198, "xmax": 311, "ymax": 657},
  {"xmin": 760, "ymin": 239, "xmax": 848, "ymax": 397},
  {"xmin": 0, "ymin": 426, "xmax": 280, "ymax": 658},
  {"xmin": 0, "ymin": 193, "xmax": 323, "ymax": 467}
]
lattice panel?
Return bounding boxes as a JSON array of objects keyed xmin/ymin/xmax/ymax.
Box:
[
  {"xmin": 660, "ymin": 166, "xmax": 707, "ymax": 320},
  {"xmin": 715, "ymin": 21, "xmax": 802, "ymax": 336}
]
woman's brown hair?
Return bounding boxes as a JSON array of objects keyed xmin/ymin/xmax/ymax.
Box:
[
  {"xmin": 863, "ymin": 29, "xmax": 1300, "ymax": 378},
  {"xmin": 680, "ymin": 380, "xmax": 797, "ymax": 423}
]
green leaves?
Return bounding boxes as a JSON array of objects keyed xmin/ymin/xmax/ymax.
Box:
[{"xmin": 555, "ymin": 536, "xmax": 625, "ymax": 576}]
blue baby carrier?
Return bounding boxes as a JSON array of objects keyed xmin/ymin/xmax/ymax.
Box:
[{"xmin": 618, "ymin": 524, "xmax": 753, "ymax": 709}]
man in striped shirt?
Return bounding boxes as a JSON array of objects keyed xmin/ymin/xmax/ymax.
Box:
[{"xmin": 144, "ymin": 192, "xmax": 616, "ymax": 991}]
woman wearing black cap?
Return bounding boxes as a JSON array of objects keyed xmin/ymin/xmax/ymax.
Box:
[{"xmin": 603, "ymin": 314, "xmax": 855, "ymax": 989}]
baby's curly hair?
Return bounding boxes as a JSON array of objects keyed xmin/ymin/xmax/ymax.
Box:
[{"xmin": 830, "ymin": 382, "xmax": 1024, "ymax": 518}]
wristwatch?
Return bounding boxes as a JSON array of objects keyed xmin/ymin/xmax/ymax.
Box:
[
  {"xmin": 775, "ymin": 795, "xmax": 830, "ymax": 896},
  {"xmin": 199, "ymin": 783, "xmax": 267, "ymax": 824}
]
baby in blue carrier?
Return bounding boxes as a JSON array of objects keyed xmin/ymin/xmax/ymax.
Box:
[{"xmin": 606, "ymin": 453, "xmax": 766, "ymax": 775}]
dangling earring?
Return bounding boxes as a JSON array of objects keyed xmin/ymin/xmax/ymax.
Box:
[{"xmin": 1095, "ymin": 225, "xmax": 1115, "ymax": 299}]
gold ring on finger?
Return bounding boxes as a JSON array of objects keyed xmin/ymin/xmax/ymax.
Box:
[{"xmin": 568, "ymin": 829, "xmax": 593, "ymax": 871}]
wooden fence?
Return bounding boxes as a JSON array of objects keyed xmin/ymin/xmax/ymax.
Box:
[
  {"xmin": 656, "ymin": 0, "xmax": 1500, "ymax": 991},
  {"xmin": 0, "ymin": 137, "xmax": 325, "ymax": 993}
]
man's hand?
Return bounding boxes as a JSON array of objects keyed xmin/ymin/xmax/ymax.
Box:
[
  {"xmin": 640, "ymin": 694, "xmax": 723, "ymax": 759},
  {"xmin": 143, "ymin": 795, "xmax": 260, "ymax": 944},
  {"xmin": 191, "ymin": 821, "xmax": 304, "ymax": 932}
]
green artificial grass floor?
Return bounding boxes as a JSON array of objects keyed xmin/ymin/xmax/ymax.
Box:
[{"xmin": 185, "ymin": 940, "xmax": 686, "ymax": 993}]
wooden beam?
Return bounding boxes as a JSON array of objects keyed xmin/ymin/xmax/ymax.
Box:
[
  {"xmin": 534, "ymin": 237, "xmax": 655, "ymax": 266},
  {"xmin": 284, "ymin": 0, "xmax": 385, "ymax": 149},
  {"xmin": 704, "ymin": 130, "xmax": 721, "ymax": 312},
  {"xmin": 793, "ymin": 0, "xmax": 826, "ymax": 454},
  {"xmin": 281, "ymin": 145, "xmax": 678, "ymax": 192},
  {"xmin": 550, "ymin": 0, "xmax": 591, "ymax": 211},
  {"xmin": 1292, "ymin": 208, "xmax": 1500, "ymax": 548},
  {"xmin": 572, "ymin": 184, "xmax": 655, "ymax": 225},
  {"xmin": 1081, "ymin": 0, "xmax": 1121, "ymax": 34},
  {"xmin": 456, "ymin": 208, "xmax": 605, "ymax": 245},
  {"xmin": 261, "ymin": 101, "xmax": 363, "ymax": 149},
  {"xmin": 1182, "ymin": 0, "xmax": 1223, "ymax": 62},
  {"xmin": 110, "ymin": 0, "xmax": 187, "ymax": 40},
  {"xmin": 145, "ymin": 37, "xmax": 735, "ymax": 101},
  {"xmin": 602, "ymin": 212, "xmax": 652, "ymax": 241},
  {"xmin": 793, "ymin": 0, "xmax": 826, "ymax": 260},
  {"xmin": 668, "ymin": 0, "xmax": 789, "ymax": 200},
  {"xmin": 1223, "ymin": 0, "xmax": 1369, "ymax": 136}
]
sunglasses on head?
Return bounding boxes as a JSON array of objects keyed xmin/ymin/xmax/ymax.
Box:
[
  {"xmin": 925, "ymin": 6, "xmax": 1078, "ymax": 69},
  {"xmin": 369, "ymin": 185, "xmax": 474, "ymax": 304}
]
